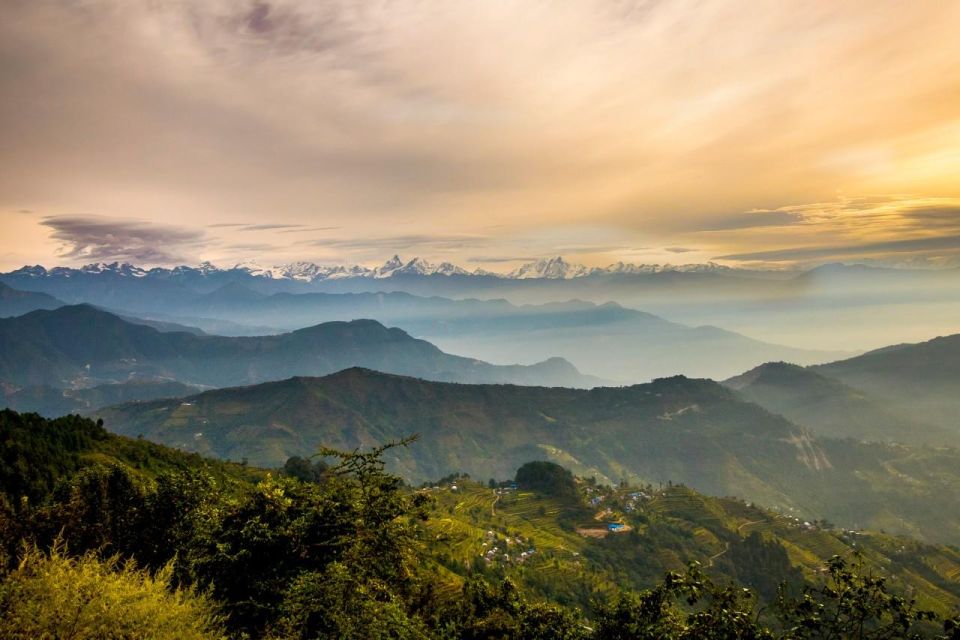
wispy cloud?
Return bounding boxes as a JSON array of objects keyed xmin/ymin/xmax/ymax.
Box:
[
  {"xmin": 305, "ymin": 234, "xmax": 490, "ymax": 252},
  {"xmin": 466, "ymin": 255, "xmax": 538, "ymax": 263},
  {"xmin": 1, "ymin": 1, "xmax": 960, "ymax": 269},
  {"xmin": 42, "ymin": 215, "xmax": 207, "ymax": 264},
  {"xmin": 239, "ymin": 223, "xmax": 305, "ymax": 231},
  {"xmin": 718, "ymin": 235, "xmax": 960, "ymax": 263},
  {"xmin": 706, "ymin": 196, "xmax": 960, "ymax": 266},
  {"xmin": 277, "ymin": 226, "xmax": 341, "ymax": 234},
  {"xmin": 703, "ymin": 210, "xmax": 804, "ymax": 231}
]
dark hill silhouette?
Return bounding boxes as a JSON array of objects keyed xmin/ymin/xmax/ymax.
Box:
[{"xmin": 0, "ymin": 305, "xmax": 599, "ymax": 390}]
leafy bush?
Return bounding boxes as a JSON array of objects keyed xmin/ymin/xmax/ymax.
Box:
[{"xmin": 0, "ymin": 544, "xmax": 223, "ymax": 640}]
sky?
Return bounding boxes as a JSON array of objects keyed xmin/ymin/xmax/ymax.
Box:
[{"xmin": 1, "ymin": 0, "xmax": 959, "ymax": 271}]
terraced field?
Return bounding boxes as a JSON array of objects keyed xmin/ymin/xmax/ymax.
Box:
[{"xmin": 420, "ymin": 479, "xmax": 960, "ymax": 614}]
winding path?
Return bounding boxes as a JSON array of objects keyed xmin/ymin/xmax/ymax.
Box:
[{"xmin": 706, "ymin": 520, "xmax": 766, "ymax": 567}]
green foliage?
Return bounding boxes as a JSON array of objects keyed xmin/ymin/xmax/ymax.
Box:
[
  {"xmin": 716, "ymin": 532, "xmax": 804, "ymax": 602},
  {"xmin": 0, "ymin": 544, "xmax": 223, "ymax": 640},
  {"xmin": 440, "ymin": 576, "xmax": 589, "ymax": 640},
  {"xmin": 776, "ymin": 554, "xmax": 941, "ymax": 639},
  {"xmin": 593, "ymin": 562, "xmax": 771, "ymax": 640},
  {"xmin": 2, "ymin": 409, "xmax": 959, "ymax": 639},
  {"xmin": 0, "ymin": 409, "xmax": 107, "ymax": 504},
  {"xmin": 179, "ymin": 437, "xmax": 432, "ymax": 636},
  {"xmin": 98, "ymin": 367, "xmax": 960, "ymax": 543},
  {"xmin": 516, "ymin": 460, "xmax": 579, "ymax": 499},
  {"xmin": 270, "ymin": 562, "xmax": 429, "ymax": 640},
  {"xmin": 280, "ymin": 455, "xmax": 327, "ymax": 483}
]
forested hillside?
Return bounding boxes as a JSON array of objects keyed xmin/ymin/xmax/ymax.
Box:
[
  {"xmin": 1, "ymin": 410, "xmax": 958, "ymax": 639},
  {"xmin": 97, "ymin": 368, "xmax": 960, "ymax": 543}
]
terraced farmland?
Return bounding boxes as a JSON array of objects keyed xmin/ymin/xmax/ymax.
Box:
[{"xmin": 419, "ymin": 477, "xmax": 960, "ymax": 614}]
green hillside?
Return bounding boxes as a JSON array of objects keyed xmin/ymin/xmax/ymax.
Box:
[
  {"xmin": 816, "ymin": 334, "xmax": 960, "ymax": 435},
  {"xmin": 2, "ymin": 380, "xmax": 202, "ymax": 418},
  {"xmin": 95, "ymin": 368, "xmax": 960, "ymax": 543},
  {"xmin": 2, "ymin": 409, "xmax": 958, "ymax": 639},
  {"xmin": 724, "ymin": 362, "xmax": 952, "ymax": 444},
  {"xmin": 422, "ymin": 477, "xmax": 960, "ymax": 618},
  {"xmin": 0, "ymin": 409, "xmax": 262, "ymax": 505}
]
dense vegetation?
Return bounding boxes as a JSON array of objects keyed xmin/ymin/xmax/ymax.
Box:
[
  {"xmin": 1, "ymin": 410, "xmax": 959, "ymax": 638},
  {"xmin": 98, "ymin": 367, "xmax": 960, "ymax": 543}
]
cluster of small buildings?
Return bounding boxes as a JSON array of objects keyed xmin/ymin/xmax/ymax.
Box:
[
  {"xmin": 622, "ymin": 490, "xmax": 652, "ymax": 512},
  {"xmin": 494, "ymin": 482, "xmax": 518, "ymax": 496},
  {"xmin": 480, "ymin": 529, "xmax": 536, "ymax": 565}
]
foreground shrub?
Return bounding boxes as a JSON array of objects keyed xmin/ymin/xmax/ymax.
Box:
[{"xmin": 0, "ymin": 544, "xmax": 223, "ymax": 640}]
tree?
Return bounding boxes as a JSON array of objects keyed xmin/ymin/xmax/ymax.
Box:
[
  {"xmin": 515, "ymin": 461, "xmax": 578, "ymax": 499},
  {"xmin": 281, "ymin": 455, "xmax": 327, "ymax": 484},
  {"xmin": 183, "ymin": 436, "xmax": 432, "ymax": 636},
  {"xmin": 443, "ymin": 575, "xmax": 589, "ymax": 640},
  {"xmin": 775, "ymin": 554, "xmax": 940, "ymax": 640},
  {"xmin": 593, "ymin": 562, "xmax": 770, "ymax": 640}
]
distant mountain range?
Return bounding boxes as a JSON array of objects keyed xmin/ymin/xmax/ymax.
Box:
[
  {"xmin": 0, "ymin": 305, "xmax": 599, "ymax": 392},
  {"xmin": 6, "ymin": 259, "xmax": 959, "ymax": 355},
  {"xmin": 0, "ymin": 281, "xmax": 62, "ymax": 317},
  {"xmin": 143, "ymin": 287, "xmax": 845, "ymax": 381},
  {"xmin": 814, "ymin": 334, "xmax": 960, "ymax": 434},
  {"xmin": 94, "ymin": 367, "xmax": 960, "ymax": 543},
  {"xmin": 724, "ymin": 362, "xmax": 954, "ymax": 444},
  {"xmin": 3, "ymin": 255, "xmax": 734, "ymax": 284},
  {"xmin": 0, "ymin": 275, "xmax": 847, "ymax": 382},
  {"xmin": 720, "ymin": 332, "xmax": 960, "ymax": 444}
]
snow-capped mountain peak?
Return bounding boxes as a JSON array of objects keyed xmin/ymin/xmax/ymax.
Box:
[
  {"xmin": 231, "ymin": 260, "xmax": 276, "ymax": 278},
  {"xmin": 434, "ymin": 262, "xmax": 469, "ymax": 276},
  {"xmin": 508, "ymin": 256, "xmax": 591, "ymax": 279},
  {"xmin": 196, "ymin": 261, "xmax": 221, "ymax": 275},
  {"xmin": 273, "ymin": 261, "xmax": 326, "ymax": 282},
  {"xmin": 371, "ymin": 256, "xmax": 468, "ymax": 278},
  {"xmin": 79, "ymin": 262, "xmax": 147, "ymax": 277},
  {"xmin": 4, "ymin": 256, "xmax": 734, "ymax": 282},
  {"xmin": 369, "ymin": 255, "xmax": 401, "ymax": 278}
]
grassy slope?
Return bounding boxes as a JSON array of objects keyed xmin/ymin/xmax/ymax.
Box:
[{"xmin": 422, "ymin": 481, "xmax": 960, "ymax": 617}]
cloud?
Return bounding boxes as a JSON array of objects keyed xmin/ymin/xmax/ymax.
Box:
[
  {"xmin": 305, "ymin": 233, "xmax": 490, "ymax": 253},
  {"xmin": 239, "ymin": 223, "xmax": 305, "ymax": 231},
  {"xmin": 277, "ymin": 226, "xmax": 340, "ymax": 233},
  {"xmin": 665, "ymin": 247, "xmax": 696, "ymax": 254},
  {"xmin": 718, "ymin": 235, "xmax": 960, "ymax": 263},
  {"xmin": 41, "ymin": 215, "xmax": 207, "ymax": 264},
  {"xmin": 226, "ymin": 242, "xmax": 281, "ymax": 252},
  {"xmin": 2, "ymin": 1, "xmax": 960, "ymax": 269},
  {"xmin": 690, "ymin": 195, "xmax": 960, "ymax": 266},
  {"xmin": 208, "ymin": 222, "xmax": 309, "ymax": 231},
  {"xmin": 466, "ymin": 255, "xmax": 538, "ymax": 263},
  {"xmin": 703, "ymin": 210, "xmax": 803, "ymax": 231}
]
